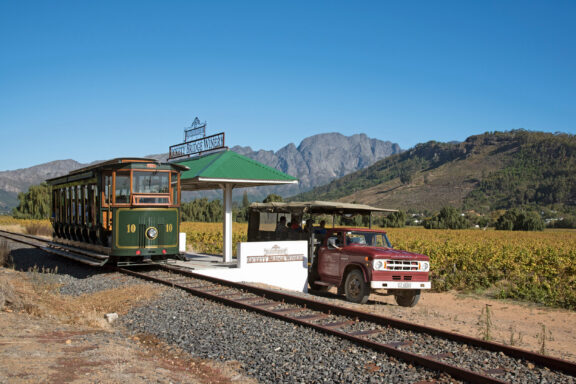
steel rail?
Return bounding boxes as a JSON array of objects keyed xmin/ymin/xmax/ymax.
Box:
[
  {"xmin": 0, "ymin": 229, "xmax": 50, "ymax": 246},
  {"xmin": 156, "ymin": 264, "xmax": 576, "ymax": 377},
  {"xmin": 118, "ymin": 265, "xmax": 520, "ymax": 384},
  {"xmin": 2, "ymin": 229, "xmax": 575, "ymax": 382}
]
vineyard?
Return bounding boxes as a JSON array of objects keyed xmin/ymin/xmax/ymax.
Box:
[
  {"xmin": 1, "ymin": 216, "xmax": 575, "ymax": 310},
  {"xmin": 180, "ymin": 223, "xmax": 576, "ymax": 310},
  {"xmin": 386, "ymin": 228, "xmax": 576, "ymax": 310}
]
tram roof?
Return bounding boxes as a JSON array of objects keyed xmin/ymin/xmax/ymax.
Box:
[
  {"xmin": 46, "ymin": 158, "xmax": 188, "ymax": 185},
  {"xmin": 174, "ymin": 150, "xmax": 298, "ymax": 191}
]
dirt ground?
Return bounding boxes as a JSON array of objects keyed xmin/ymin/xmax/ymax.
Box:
[
  {"xmin": 1, "ymin": 266, "xmax": 575, "ymax": 384},
  {"xmin": 0, "ymin": 268, "xmax": 256, "ymax": 384},
  {"xmin": 347, "ymin": 289, "xmax": 576, "ymax": 363}
]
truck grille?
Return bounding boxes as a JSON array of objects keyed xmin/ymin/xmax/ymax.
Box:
[
  {"xmin": 392, "ymin": 276, "xmax": 413, "ymax": 281},
  {"xmin": 387, "ymin": 260, "xmax": 419, "ymax": 271}
]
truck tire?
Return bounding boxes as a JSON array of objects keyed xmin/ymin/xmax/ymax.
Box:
[
  {"xmin": 394, "ymin": 289, "xmax": 421, "ymax": 307},
  {"xmin": 344, "ymin": 269, "xmax": 370, "ymax": 304}
]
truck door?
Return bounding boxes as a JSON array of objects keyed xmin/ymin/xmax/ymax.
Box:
[{"xmin": 318, "ymin": 231, "xmax": 343, "ymax": 280}]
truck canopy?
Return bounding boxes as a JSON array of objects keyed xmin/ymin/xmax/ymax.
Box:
[
  {"xmin": 248, "ymin": 201, "xmax": 397, "ymax": 216},
  {"xmin": 248, "ymin": 201, "xmax": 397, "ymax": 241}
]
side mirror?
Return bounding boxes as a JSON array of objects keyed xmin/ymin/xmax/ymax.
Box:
[{"xmin": 327, "ymin": 237, "xmax": 339, "ymax": 249}]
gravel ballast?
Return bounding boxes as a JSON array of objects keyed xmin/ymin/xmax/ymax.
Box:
[
  {"xmin": 8, "ymin": 243, "xmax": 576, "ymax": 384},
  {"xmin": 120, "ymin": 289, "xmax": 450, "ymax": 384}
]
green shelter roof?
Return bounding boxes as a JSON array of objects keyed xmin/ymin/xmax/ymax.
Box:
[{"xmin": 175, "ymin": 150, "xmax": 299, "ymax": 191}]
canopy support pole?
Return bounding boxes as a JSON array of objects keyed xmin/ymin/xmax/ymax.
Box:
[{"xmin": 222, "ymin": 183, "xmax": 234, "ymax": 263}]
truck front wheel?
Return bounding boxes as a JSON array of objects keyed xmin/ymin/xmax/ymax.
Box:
[
  {"xmin": 344, "ymin": 269, "xmax": 370, "ymax": 304},
  {"xmin": 394, "ymin": 289, "xmax": 421, "ymax": 307}
]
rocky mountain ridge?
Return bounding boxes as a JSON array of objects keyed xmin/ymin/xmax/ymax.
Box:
[
  {"xmin": 294, "ymin": 130, "xmax": 576, "ymax": 213},
  {"xmin": 0, "ymin": 133, "xmax": 401, "ymax": 213}
]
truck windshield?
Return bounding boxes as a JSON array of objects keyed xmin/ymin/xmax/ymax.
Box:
[{"xmin": 346, "ymin": 231, "xmax": 392, "ymax": 248}]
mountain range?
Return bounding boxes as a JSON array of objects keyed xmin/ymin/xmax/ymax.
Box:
[
  {"xmin": 293, "ymin": 130, "xmax": 576, "ymax": 214},
  {"xmin": 4, "ymin": 129, "xmax": 574, "ymax": 216},
  {"xmin": 0, "ymin": 133, "xmax": 401, "ymax": 214}
]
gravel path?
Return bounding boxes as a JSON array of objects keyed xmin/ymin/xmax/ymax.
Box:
[
  {"xmin": 7, "ymin": 242, "xmax": 576, "ymax": 383},
  {"xmin": 8, "ymin": 243, "xmax": 450, "ymax": 383},
  {"xmin": 120, "ymin": 289, "xmax": 451, "ymax": 384}
]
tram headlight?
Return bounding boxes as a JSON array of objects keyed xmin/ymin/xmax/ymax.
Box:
[{"xmin": 146, "ymin": 227, "xmax": 158, "ymax": 240}]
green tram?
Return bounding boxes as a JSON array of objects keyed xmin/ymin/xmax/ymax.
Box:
[{"xmin": 46, "ymin": 158, "xmax": 188, "ymax": 266}]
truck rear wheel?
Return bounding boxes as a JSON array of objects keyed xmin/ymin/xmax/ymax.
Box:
[
  {"xmin": 394, "ymin": 289, "xmax": 421, "ymax": 307},
  {"xmin": 344, "ymin": 269, "xmax": 370, "ymax": 304}
]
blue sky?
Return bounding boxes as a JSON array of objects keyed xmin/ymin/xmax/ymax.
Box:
[{"xmin": 1, "ymin": 0, "xmax": 575, "ymax": 171}]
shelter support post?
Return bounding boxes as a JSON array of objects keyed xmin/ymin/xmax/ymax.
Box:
[{"xmin": 222, "ymin": 183, "xmax": 234, "ymax": 263}]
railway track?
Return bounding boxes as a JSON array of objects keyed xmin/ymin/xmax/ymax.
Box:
[{"xmin": 2, "ymin": 229, "xmax": 576, "ymax": 383}]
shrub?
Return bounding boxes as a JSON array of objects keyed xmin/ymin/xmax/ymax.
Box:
[
  {"xmin": 24, "ymin": 222, "xmax": 54, "ymax": 237},
  {"xmin": 0, "ymin": 239, "xmax": 13, "ymax": 268}
]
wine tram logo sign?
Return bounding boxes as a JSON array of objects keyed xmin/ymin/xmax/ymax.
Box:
[{"xmin": 169, "ymin": 117, "xmax": 226, "ymax": 160}]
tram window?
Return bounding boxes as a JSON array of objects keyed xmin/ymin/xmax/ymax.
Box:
[
  {"xmin": 56, "ymin": 189, "xmax": 60, "ymax": 222},
  {"xmin": 61, "ymin": 189, "xmax": 65, "ymax": 222},
  {"xmin": 133, "ymin": 171, "xmax": 169, "ymax": 194},
  {"xmin": 83, "ymin": 185, "xmax": 88, "ymax": 224},
  {"xmin": 77, "ymin": 186, "xmax": 82, "ymax": 225},
  {"xmin": 134, "ymin": 196, "xmax": 170, "ymax": 204},
  {"xmin": 65, "ymin": 187, "xmax": 70, "ymax": 223},
  {"xmin": 103, "ymin": 174, "xmax": 112, "ymax": 205},
  {"xmin": 115, "ymin": 173, "xmax": 130, "ymax": 204},
  {"xmin": 171, "ymin": 173, "xmax": 178, "ymax": 205},
  {"xmin": 87, "ymin": 185, "xmax": 93, "ymax": 224},
  {"xmin": 93, "ymin": 185, "xmax": 98, "ymax": 225},
  {"xmin": 71, "ymin": 187, "xmax": 76, "ymax": 223},
  {"xmin": 77, "ymin": 186, "xmax": 82, "ymax": 224},
  {"xmin": 52, "ymin": 190, "xmax": 57, "ymax": 220}
]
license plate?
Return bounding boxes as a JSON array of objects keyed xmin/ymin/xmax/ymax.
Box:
[{"xmin": 398, "ymin": 282, "xmax": 413, "ymax": 288}]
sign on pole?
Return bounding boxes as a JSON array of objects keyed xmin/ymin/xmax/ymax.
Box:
[{"xmin": 169, "ymin": 117, "xmax": 226, "ymax": 160}]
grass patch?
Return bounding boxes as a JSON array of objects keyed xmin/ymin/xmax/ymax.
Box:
[
  {"xmin": 27, "ymin": 265, "xmax": 61, "ymax": 295},
  {"xmin": 0, "ymin": 239, "xmax": 13, "ymax": 268},
  {"xmin": 0, "ymin": 276, "xmax": 18, "ymax": 311},
  {"xmin": 1, "ymin": 268, "xmax": 166, "ymax": 328},
  {"xmin": 24, "ymin": 222, "xmax": 53, "ymax": 237}
]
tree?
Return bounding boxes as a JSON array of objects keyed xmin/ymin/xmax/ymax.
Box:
[
  {"xmin": 235, "ymin": 191, "xmax": 250, "ymax": 223},
  {"xmin": 181, "ymin": 198, "xmax": 223, "ymax": 222},
  {"xmin": 242, "ymin": 191, "xmax": 250, "ymax": 209},
  {"xmin": 423, "ymin": 206, "xmax": 470, "ymax": 229},
  {"xmin": 262, "ymin": 194, "xmax": 283, "ymax": 203},
  {"xmin": 13, "ymin": 183, "xmax": 51, "ymax": 219},
  {"xmin": 381, "ymin": 211, "xmax": 406, "ymax": 228},
  {"xmin": 495, "ymin": 209, "xmax": 544, "ymax": 231}
]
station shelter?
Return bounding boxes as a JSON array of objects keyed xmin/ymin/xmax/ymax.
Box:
[{"xmin": 174, "ymin": 150, "xmax": 298, "ymax": 262}]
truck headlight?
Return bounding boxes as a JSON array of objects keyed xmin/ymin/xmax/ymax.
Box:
[
  {"xmin": 373, "ymin": 260, "xmax": 386, "ymax": 271},
  {"xmin": 419, "ymin": 262, "xmax": 430, "ymax": 272}
]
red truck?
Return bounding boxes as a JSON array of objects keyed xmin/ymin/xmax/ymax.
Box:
[{"xmin": 247, "ymin": 201, "xmax": 431, "ymax": 307}]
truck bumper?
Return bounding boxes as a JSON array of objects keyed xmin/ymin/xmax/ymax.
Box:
[{"xmin": 371, "ymin": 281, "xmax": 431, "ymax": 289}]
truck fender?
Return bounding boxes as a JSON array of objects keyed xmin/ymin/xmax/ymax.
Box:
[{"xmin": 341, "ymin": 263, "xmax": 369, "ymax": 287}]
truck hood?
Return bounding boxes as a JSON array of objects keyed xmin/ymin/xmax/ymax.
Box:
[{"xmin": 346, "ymin": 246, "xmax": 429, "ymax": 261}]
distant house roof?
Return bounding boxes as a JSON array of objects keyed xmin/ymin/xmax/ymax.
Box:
[{"xmin": 175, "ymin": 150, "xmax": 298, "ymax": 191}]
